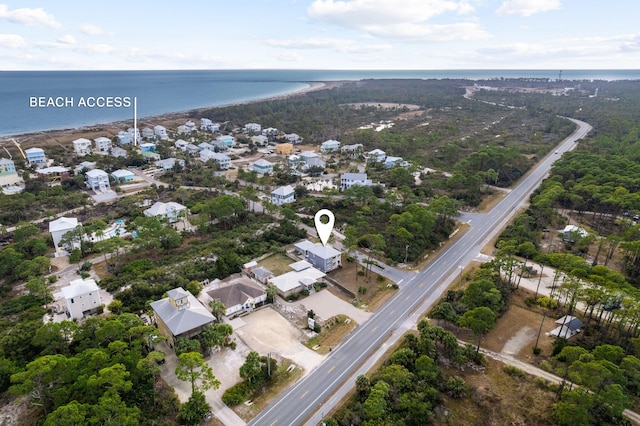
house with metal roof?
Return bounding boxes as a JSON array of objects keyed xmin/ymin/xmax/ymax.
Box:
[
  {"xmin": 54, "ymin": 278, "xmax": 102, "ymax": 320},
  {"xmin": 49, "ymin": 216, "xmax": 80, "ymax": 253},
  {"xmin": 293, "ymin": 239, "xmax": 342, "ymax": 273},
  {"xmin": 150, "ymin": 287, "xmax": 216, "ymax": 347}
]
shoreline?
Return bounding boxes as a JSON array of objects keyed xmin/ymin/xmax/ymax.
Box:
[{"xmin": 1, "ymin": 80, "xmax": 341, "ymax": 148}]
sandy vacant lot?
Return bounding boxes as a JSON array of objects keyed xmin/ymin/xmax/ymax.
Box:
[{"xmin": 233, "ymin": 307, "xmax": 325, "ymax": 374}]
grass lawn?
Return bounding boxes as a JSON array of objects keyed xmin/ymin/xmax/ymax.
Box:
[{"xmin": 258, "ymin": 253, "xmax": 294, "ymax": 276}]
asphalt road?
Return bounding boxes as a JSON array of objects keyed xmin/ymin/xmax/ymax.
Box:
[{"xmin": 249, "ymin": 118, "xmax": 592, "ymax": 426}]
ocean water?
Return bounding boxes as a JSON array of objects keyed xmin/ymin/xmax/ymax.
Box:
[{"xmin": 1, "ymin": 69, "xmax": 639, "ymax": 137}]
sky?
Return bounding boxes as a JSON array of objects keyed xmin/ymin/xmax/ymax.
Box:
[{"xmin": 0, "ymin": 0, "xmax": 638, "ymax": 70}]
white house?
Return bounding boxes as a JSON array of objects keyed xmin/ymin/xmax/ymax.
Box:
[
  {"xmin": 200, "ymin": 118, "xmax": 220, "ymax": 132},
  {"xmin": 142, "ymin": 127, "xmax": 155, "ymax": 140},
  {"xmin": 251, "ymin": 135, "xmax": 269, "ymax": 146},
  {"xmin": 72, "ymin": 138, "xmax": 92, "ymax": 157},
  {"xmin": 93, "ymin": 137, "xmax": 112, "ymax": 153},
  {"xmin": 111, "ymin": 147, "xmax": 128, "ymax": 158},
  {"xmin": 341, "ymin": 143, "xmax": 364, "ymax": 158},
  {"xmin": 252, "ymin": 159, "xmax": 273, "ymax": 175},
  {"xmin": 85, "ymin": 169, "xmax": 110, "ymax": 192},
  {"xmin": 198, "ymin": 142, "xmax": 215, "ymax": 151},
  {"xmin": 201, "ymin": 150, "xmax": 231, "ymax": 170},
  {"xmin": 174, "ymin": 139, "xmax": 189, "ymax": 151},
  {"xmin": 55, "ymin": 278, "xmax": 102, "ymax": 320},
  {"xmin": 0, "ymin": 158, "xmax": 22, "ymax": 188},
  {"xmin": 366, "ymin": 149, "xmax": 387, "ymax": 163},
  {"xmin": 144, "ymin": 201, "xmax": 188, "ymax": 223},
  {"xmin": 262, "ymin": 127, "xmax": 280, "ymax": 137},
  {"xmin": 271, "ymin": 185, "xmax": 295, "ymax": 206},
  {"xmin": 284, "ymin": 133, "xmax": 302, "ymax": 144},
  {"xmin": 244, "ymin": 123, "xmax": 262, "ymax": 133},
  {"xmin": 216, "ymin": 135, "xmax": 235, "ymax": 147},
  {"xmin": 206, "ymin": 279, "xmax": 267, "ymax": 318},
  {"xmin": 562, "ymin": 225, "xmax": 588, "ymax": 242},
  {"xmin": 321, "ymin": 139, "xmax": 341, "ymax": 153},
  {"xmin": 49, "ymin": 216, "xmax": 80, "ymax": 253},
  {"xmin": 384, "ymin": 156, "xmax": 408, "ymax": 169},
  {"xmin": 154, "ymin": 125, "xmax": 169, "ymax": 141},
  {"xmin": 340, "ymin": 173, "xmax": 372, "ymax": 190},
  {"xmin": 155, "ymin": 157, "xmax": 185, "ymax": 171}
]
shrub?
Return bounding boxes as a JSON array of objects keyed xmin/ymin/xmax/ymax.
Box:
[
  {"xmin": 222, "ymin": 382, "xmax": 252, "ymax": 406},
  {"xmin": 533, "ymin": 346, "xmax": 542, "ymax": 355},
  {"xmin": 503, "ymin": 365, "xmax": 525, "ymax": 377}
]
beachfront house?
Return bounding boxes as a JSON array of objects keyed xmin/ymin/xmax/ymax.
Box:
[
  {"xmin": 144, "ymin": 200, "xmax": 188, "ymax": 223},
  {"xmin": 294, "ymin": 239, "xmax": 342, "ymax": 273},
  {"xmin": 25, "ymin": 147, "xmax": 46, "ymax": 167},
  {"xmin": 366, "ymin": 149, "xmax": 387, "ymax": 163},
  {"xmin": 150, "ymin": 287, "xmax": 216, "ymax": 349},
  {"xmin": 252, "ymin": 159, "xmax": 273, "ymax": 175},
  {"xmin": 271, "ymin": 185, "xmax": 295, "ymax": 206},
  {"xmin": 206, "ymin": 279, "xmax": 267, "ymax": 318},
  {"xmin": 94, "ymin": 137, "xmax": 112, "ymax": 153},
  {"xmin": 55, "ymin": 278, "xmax": 102, "ymax": 320},
  {"xmin": 111, "ymin": 169, "xmax": 135, "ymax": 183},
  {"xmin": 0, "ymin": 158, "xmax": 22, "ymax": 188},
  {"xmin": 49, "ymin": 216, "xmax": 80, "ymax": 253},
  {"xmin": 154, "ymin": 125, "xmax": 169, "ymax": 141},
  {"xmin": 244, "ymin": 123, "xmax": 261, "ymax": 133},
  {"xmin": 85, "ymin": 169, "xmax": 110, "ymax": 192},
  {"xmin": 200, "ymin": 118, "xmax": 220, "ymax": 132},
  {"xmin": 72, "ymin": 138, "xmax": 92, "ymax": 157},
  {"xmin": 321, "ymin": 139, "xmax": 341, "ymax": 153},
  {"xmin": 340, "ymin": 173, "xmax": 373, "ymax": 191}
]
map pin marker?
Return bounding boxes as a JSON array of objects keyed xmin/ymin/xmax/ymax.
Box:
[{"xmin": 314, "ymin": 209, "xmax": 335, "ymax": 246}]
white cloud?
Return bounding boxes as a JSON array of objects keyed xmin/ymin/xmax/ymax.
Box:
[
  {"xmin": 267, "ymin": 37, "xmax": 392, "ymax": 54},
  {"xmin": 496, "ymin": 0, "xmax": 561, "ymax": 17},
  {"xmin": 307, "ymin": 0, "xmax": 482, "ymax": 42},
  {"xmin": 75, "ymin": 44, "xmax": 115, "ymax": 55},
  {"xmin": 0, "ymin": 4, "xmax": 61, "ymax": 28},
  {"xmin": 0, "ymin": 34, "xmax": 27, "ymax": 48},
  {"xmin": 57, "ymin": 34, "xmax": 76, "ymax": 45},
  {"xmin": 80, "ymin": 24, "xmax": 105, "ymax": 36}
]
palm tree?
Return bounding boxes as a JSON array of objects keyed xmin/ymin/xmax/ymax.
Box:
[{"xmin": 209, "ymin": 299, "xmax": 226, "ymax": 321}]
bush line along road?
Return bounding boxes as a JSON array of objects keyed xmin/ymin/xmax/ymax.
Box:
[{"xmin": 249, "ymin": 118, "xmax": 593, "ymax": 426}]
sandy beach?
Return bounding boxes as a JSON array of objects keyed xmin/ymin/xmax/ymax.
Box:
[{"xmin": 0, "ymin": 80, "xmax": 343, "ymax": 152}]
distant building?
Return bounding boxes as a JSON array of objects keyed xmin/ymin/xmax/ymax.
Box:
[
  {"xmin": 201, "ymin": 151, "xmax": 231, "ymax": 169},
  {"xmin": 175, "ymin": 139, "xmax": 189, "ymax": 151},
  {"xmin": 74, "ymin": 161, "xmax": 96, "ymax": 174},
  {"xmin": 244, "ymin": 123, "xmax": 262, "ymax": 133},
  {"xmin": 562, "ymin": 225, "xmax": 588, "ymax": 242},
  {"xmin": 200, "ymin": 118, "xmax": 220, "ymax": 132},
  {"xmin": 25, "ymin": 147, "xmax": 46, "ymax": 167},
  {"xmin": 49, "ymin": 216, "xmax": 80, "ymax": 252},
  {"xmin": 150, "ymin": 287, "xmax": 216, "ymax": 347},
  {"xmin": 216, "ymin": 135, "xmax": 235, "ymax": 147},
  {"xmin": 366, "ymin": 149, "xmax": 386, "ymax": 163},
  {"xmin": 85, "ymin": 169, "xmax": 110, "ymax": 192},
  {"xmin": 117, "ymin": 128, "xmax": 141, "ymax": 145},
  {"xmin": 93, "ymin": 137, "xmax": 112, "ymax": 153},
  {"xmin": 384, "ymin": 156, "xmax": 408, "ymax": 169},
  {"xmin": 271, "ymin": 185, "xmax": 295, "ymax": 206},
  {"xmin": 252, "ymin": 159, "xmax": 273, "ymax": 175},
  {"xmin": 140, "ymin": 143, "xmax": 160, "ymax": 161},
  {"xmin": 283, "ymin": 133, "xmax": 302, "ymax": 144},
  {"xmin": 36, "ymin": 166, "xmax": 70, "ymax": 184},
  {"xmin": 155, "ymin": 157, "xmax": 185, "ymax": 172},
  {"xmin": 341, "ymin": 143, "xmax": 364, "ymax": 158},
  {"xmin": 111, "ymin": 147, "xmax": 128, "ymax": 158},
  {"xmin": 142, "ymin": 127, "xmax": 155, "ymax": 140},
  {"xmin": 198, "ymin": 142, "xmax": 215, "ymax": 152},
  {"xmin": 262, "ymin": 127, "xmax": 280, "ymax": 137},
  {"xmin": 54, "ymin": 278, "xmax": 102, "ymax": 320},
  {"xmin": 251, "ymin": 135, "xmax": 269, "ymax": 146},
  {"xmin": 144, "ymin": 201, "xmax": 188, "ymax": 223},
  {"xmin": 321, "ymin": 139, "xmax": 341, "ymax": 153},
  {"xmin": 154, "ymin": 125, "xmax": 169, "ymax": 141},
  {"xmin": 340, "ymin": 173, "xmax": 372, "ymax": 190},
  {"xmin": 72, "ymin": 138, "xmax": 92, "ymax": 156}
]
